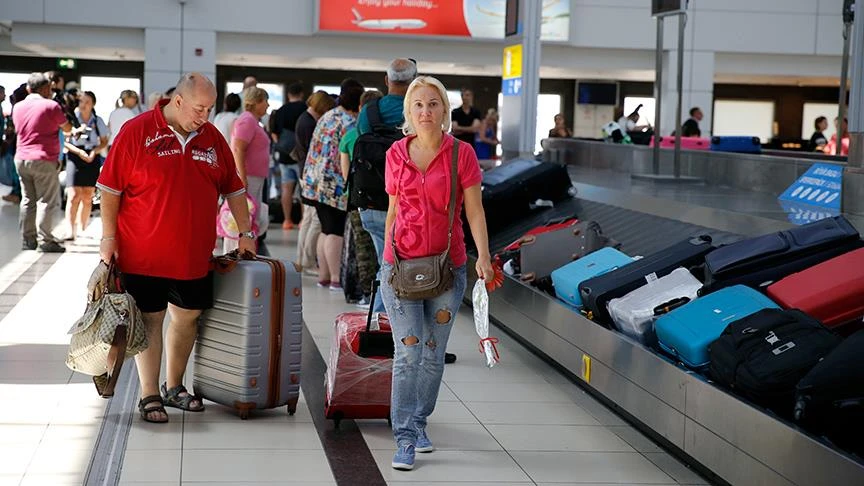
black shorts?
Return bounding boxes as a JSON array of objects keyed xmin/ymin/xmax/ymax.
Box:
[
  {"xmin": 122, "ymin": 273, "xmax": 214, "ymax": 313},
  {"xmin": 316, "ymin": 203, "xmax": 347, "ymax": 236}
]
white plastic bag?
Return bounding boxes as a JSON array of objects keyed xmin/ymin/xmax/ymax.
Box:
[{"xmin": 472, "ymin": 279, "xmax": 500, "ymax": 368}]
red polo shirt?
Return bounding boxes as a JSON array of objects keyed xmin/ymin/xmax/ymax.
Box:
[{"xmin": 97, "ymin": 100, "xmax": 245, "ymax": 280}]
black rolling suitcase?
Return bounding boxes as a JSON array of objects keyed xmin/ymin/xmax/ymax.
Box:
[
  {"xmin": 579, "ymin": 235, "xmax": 715, "ymax": 326},
  {"xmin": 700, "ymin": 216, "xmax": 862, "ymax": 295},
  {"xmin": 709, "ymin": 309, "xmax": 841, "ymax": 416},
  {"xmin": 794, "ymin": 330, "xmax": 864, "ymax": 454},
  {"xmin": 481, "ymin": 159, "xmax": 572, "ymax": 234}
]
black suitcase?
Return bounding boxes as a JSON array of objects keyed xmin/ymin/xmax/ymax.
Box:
[
  {"xmin": 701, "ymin": 216, "xmax": 862, "ymax": 295},
  {"xmin": 481, "ymin": 159, "xmax": 572, "ymax": 234},
  {"xmin": 579, "ymin": 235, "xmax": 714, "ymax": 326},
  {"xmin": 709, "ymin": 309, "xmax": 841, "ymax": 416},
  {"xmin": 794, "ymin": 330, "xmax": 864, "ymax": 454}
]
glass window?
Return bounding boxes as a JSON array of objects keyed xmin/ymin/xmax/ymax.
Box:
[
  {"xmin": 713, "ymin": 100, "xmax": 775, "ymax": 143},
  {"xmin": 227, "ymin": 82, "xmax": 284, "ymax": 113},
  {"xmin": 79, "ymin": 76, "xmax": 142, "ymax": 117},
  {"xmin": 623, "ymin": 97, "xmax": 656, "ymax": 127},
  {"xmin": 497, "ymin": 92, "xmax": 562, "ymax": 155},
  {"xmin": 801, "ymin": 103, "xmax": 838, "ymax": 142},
  {"xmin": 0, "ymin": 72, "xmax": 32, "ymax": 116}
]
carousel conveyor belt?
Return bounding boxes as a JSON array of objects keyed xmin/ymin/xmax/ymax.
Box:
[{"xmin": 467, "ymin": 184, "xmax": 864, "ymax": 486}]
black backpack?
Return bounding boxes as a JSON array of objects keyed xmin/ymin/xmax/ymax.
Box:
[
  {"xmin": 349, "ymin": 100, "xmax": 403, "ymax": 211},
  {"xmin": 709, "ymin": 308, "xmax": 842, "ymax": 416}
]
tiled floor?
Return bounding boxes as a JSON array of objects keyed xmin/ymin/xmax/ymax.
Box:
[{"xmin": 0, "ymin": 196, "xmax": 711, "ymax": 485}]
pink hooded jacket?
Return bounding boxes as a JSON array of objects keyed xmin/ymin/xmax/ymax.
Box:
[{"xmin": 383, "ymin": 133, "xmax": 483, "ymax": 267}]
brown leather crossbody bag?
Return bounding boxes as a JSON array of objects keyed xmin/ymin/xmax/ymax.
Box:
[{"xmin": 389, "ymin": 139, "xmax": 459, "ymax": 300}]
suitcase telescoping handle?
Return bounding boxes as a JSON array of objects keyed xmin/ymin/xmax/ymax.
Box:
[
  {"xmin": 366, "ymin": 280, "xmax": 380, "ymax": 332},
  {"xmin": 653, "ymin": 297, "xmax": 690, "ymax": 316}
]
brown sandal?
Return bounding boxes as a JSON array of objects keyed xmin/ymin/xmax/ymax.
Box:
[{"xmin": 138, "ymin": 395, "xmax": 169, "ymax": 423}]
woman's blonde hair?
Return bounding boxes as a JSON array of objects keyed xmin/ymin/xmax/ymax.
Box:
[
  {"xmin": 401, "ymin": 76, "xmax": 451, "ymax": 135},
  {"xmin": 243, "ymin": 86, "xmax": 268, "ymax": 111}
]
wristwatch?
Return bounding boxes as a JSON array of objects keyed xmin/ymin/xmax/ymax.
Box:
[{"xmin": 239, "ymin": 230, "xmax": 257, "ymax": 240}]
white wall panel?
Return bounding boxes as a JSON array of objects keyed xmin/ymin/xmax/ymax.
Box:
[
  {"xmin": 181, "ymin": 30, "xmax": 216, "ymax": 73},
  {"xmin": 145, "ymin": 28, "xmax": 182, "ymax": 72},
  {"xmin": 817, "ymin": 0, "xmax": 844, "ymax": 15},
  {"xmin": 816, "ymin": 15, "xmax": 848, "ymax": 55},
  {"xmin": 182, "ymin": 0, "xmax": 314, "ymax": 35},
  {"xmin": 0, "ymin": 1, "xmax": 44, "ymax": 22},
  {"xmin": 694, "ymin": 0, "xmax": 816, "ymax": 14},
  {"xmin": 570, "ymin": 6, "xmax": 655, "ymax": 49},
  {"xmin": 692, "ymin": 11, "xmax": 817, "ymax": 54},
  {"xmin": 43, "ymin": 0, "xmax": 180, "ymax": 28}
]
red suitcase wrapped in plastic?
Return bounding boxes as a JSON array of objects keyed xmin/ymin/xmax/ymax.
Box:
[
  {"xmin": 324, "ymin": 311, "xmax": 392, "ymax": 427},
  {"xmin": 766, "ymin": 247, "xmax": 864, "ymax": 329}
]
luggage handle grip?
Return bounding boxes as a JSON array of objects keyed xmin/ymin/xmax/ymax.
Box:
[{"xmin": 653, "ymin": 297, "xmax": 690, "ymax": 316}]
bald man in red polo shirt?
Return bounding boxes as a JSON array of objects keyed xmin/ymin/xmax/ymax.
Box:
[{"xmin": 97, "ymin": 73, "xmax": 255, "ymax": 423}]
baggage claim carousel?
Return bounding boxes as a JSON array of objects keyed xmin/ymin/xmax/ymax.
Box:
[{"xmin": 464, "ymin": 174, "xmax": 864, "ymax": 486}]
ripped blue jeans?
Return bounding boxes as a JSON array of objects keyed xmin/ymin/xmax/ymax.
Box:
[{"xmin": 380, "ymin": 262, "xmax": 467, "ymax": 447}]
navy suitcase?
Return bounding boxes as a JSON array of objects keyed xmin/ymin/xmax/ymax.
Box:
[
  {"xmin": 579, "ymin": 235, "xmax": 714, "ymax": 325},
  {"xmin": 481, "ymin": 159, "xmax": 572, "ymax": 234},
  {"xmin": 710, "ymin": 136, "xmax": 761, "ymax": 154},
  {"xmin": 551, "ymin": 247, "xmax": 633, "ymax": 309},
  {"xmin": 655, "ymin": 285, "xmax": 779, "ymax": 369},
  {"xmin": 701, "ymin": 216, "xmax": 862, "ymax": 295}
]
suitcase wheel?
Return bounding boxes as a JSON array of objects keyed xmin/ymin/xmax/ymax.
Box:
[
  {"xmin": 239, "ymin": 410, "xmax": 250, "ymax": 420},
  {"xmin": 332, "ymin": 411, "xmax": 344, "ymax": 429},
  {"xmin": 287, "ymin": 397, "xmax": 298, "ymax": 416},
  {"xmin": 387, "ymin": 417, "xmax": 392, "ymax": 428}
]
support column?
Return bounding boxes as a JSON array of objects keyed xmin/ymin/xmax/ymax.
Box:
[
  {"xmin": 144, "ymin": 25, "xmax": 215, "ymax": 99},
  {"xmin": 659, "ymin": 16, "xmax": 714, "ymax": 139},
  {"xmin": 500, "ymin": 0, "xmax": 542, "ymax": 160},
  {"xmin": 843, "ymin": 1, "xmax": 864, "ymax": 215}
]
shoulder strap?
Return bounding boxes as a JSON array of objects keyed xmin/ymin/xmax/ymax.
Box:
[
  {"xmin": 367, "ymin": 99, "xmax": 388, "ymax": 132},
  {"xmin": 444, "ymin": 139, "xmax": 459, "ymax": 253}
]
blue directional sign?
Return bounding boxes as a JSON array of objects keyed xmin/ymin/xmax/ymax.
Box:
[
  {"xmin": 778, "ymin": 162, "xmax": 843, "ymax": 225},
  {"xmin": 502, "ymin": 77, "xmax": 522, "ymax": 96},
  {"xmin": 778, "ymin": 163, "xmax": 843, "ymax": 210}
]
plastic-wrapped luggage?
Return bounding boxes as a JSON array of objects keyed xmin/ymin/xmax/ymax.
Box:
[
  {"xmin": 710, "ymin": 136, "xmax": 762, "ymax": 154},
  {"xmin": 551, "ymin": 247, "xmax": 633, "ymax": 309},
  {"xmin": 607, "ymin": 267, "xmax": 702, "ymax": 345},
  {"xmin": 325, "ymin": 282, "xmax": 392, "ymax": 427},
  {"xmin": 766, "ymin": 247, "xmax": 864, "ymax": 329},
  {"xmin": 701, "ymin": 216, "xmax": 861, "ymax": 295},
  {"xmin": 709, "ymin": 309, "xmax": 841, "ymax": 415},
  {"xmin": 655, "ymin": 285, "xmax": 779, "ymax": 369},
  {"xmin": 580, "ymin": 235, "xmax": 714, "ymax": 326},
  {"xmin": 194, "ymin": 253, "xmax": 302, "ymax": 419}
]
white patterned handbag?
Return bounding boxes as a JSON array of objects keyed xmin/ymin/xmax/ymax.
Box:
[{"xmin": 66, "ymin": 260, "xmax": 148, "ymax": 397}]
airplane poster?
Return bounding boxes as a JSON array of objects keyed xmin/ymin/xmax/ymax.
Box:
[{"xmin": 318, "ymin": 0, "xmax": 570, "ymax": 41}]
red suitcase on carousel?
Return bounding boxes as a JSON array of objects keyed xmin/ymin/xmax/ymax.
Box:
[
  {"xmin": 324, "ymin": 282, "xmax": 393, "ymax": 427},
  {"xmin": 766, "ymin": 247, "xmax": 864, "ymax": 329}
]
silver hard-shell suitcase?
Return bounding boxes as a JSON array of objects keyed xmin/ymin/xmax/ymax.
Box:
[
  {"xmin": 193, "ymin": 254, "xmax": 302, "ymax": 419},
  {"xmin": 607, "ymin": 267, "xmax": 701, "ymax": 345}
]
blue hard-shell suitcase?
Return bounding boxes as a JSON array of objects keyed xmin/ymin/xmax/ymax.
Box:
[
  {"xmin": 551, "ymin": 247, "xmax": 633, "ymax": 308},
  {"xmin": 654, "ymin": 285, "xmax": 779, "ymax": 369},
  {"xmin": 710, "ymin": 136, "xmax": 762, "ymax": 154}
]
